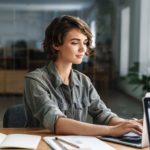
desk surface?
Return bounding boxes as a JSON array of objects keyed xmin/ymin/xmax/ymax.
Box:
[{"xmin": 0, "ymin": 128, "xmax": 149, "ymax": 150}]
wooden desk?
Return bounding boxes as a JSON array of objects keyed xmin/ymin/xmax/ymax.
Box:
[{"xmin": 0, "ymin": 128, "xmax": 149, "ymax": 150}]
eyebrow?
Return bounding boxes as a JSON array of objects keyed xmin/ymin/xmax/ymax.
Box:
[{"xmin": 70, "ymin": 38, "xmax": 88, "ymax": 42}]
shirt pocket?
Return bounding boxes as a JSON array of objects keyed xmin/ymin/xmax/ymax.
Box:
[
  {"xmin": 58, "ymin": 101, "xmax": 76, "ymax": 118},
  {"xmin": 74, "ymin": 99, "xmax": 90, "ymax": 121},
  {"xmin": 57, "ymin": 100, "xmax": 67, "ymax": 113}
]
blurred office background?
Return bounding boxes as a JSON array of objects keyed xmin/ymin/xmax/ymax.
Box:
[{"xmin": 0, "ymin": 0, "xmax": 149, "ymax": 127}]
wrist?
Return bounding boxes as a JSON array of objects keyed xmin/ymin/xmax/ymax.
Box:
[
  {"xmin": 109, "ymin": 117, "xmax": 126, "ymax": 125},
  {"xmin": 103, "ymin": 126, "xmax": 113, "ymax": 136}
]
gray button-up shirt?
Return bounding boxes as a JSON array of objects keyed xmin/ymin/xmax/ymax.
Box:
[{"xmin": 23, "ymin": 61, "xmax": 117, "ymax": 133}]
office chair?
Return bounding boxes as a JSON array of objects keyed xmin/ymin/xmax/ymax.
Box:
[{"xmin": 3, "ymin": 104, "xmax": 26, "ymax": 128}]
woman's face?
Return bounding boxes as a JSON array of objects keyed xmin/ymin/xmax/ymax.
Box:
[{"xmin": 55, "ymin": 28, "xmax": 88, "ymax": 64}]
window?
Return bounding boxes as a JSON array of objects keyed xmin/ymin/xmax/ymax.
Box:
[{"xmin": 120, "ymin": 7, "xmax": 130, "ymax": 76}]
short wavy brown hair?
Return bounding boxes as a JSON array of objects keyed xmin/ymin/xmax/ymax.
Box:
[{"xmin": 43, "ymin": 15, "xmax": 93, "ymax": 61}]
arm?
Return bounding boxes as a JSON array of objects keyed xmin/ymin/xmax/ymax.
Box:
[
  {"xmin": 108, "ymin": 117, "xmax": 126, "ymax": 125},
  {"xmin": 24, "ymin": 77, "xmax": 66, "ymax": 132},
  {"xmin": 87, "ymin": 81, "xmax": 143, "ymax": 136},
  {"xmin": 55, "ymin": 117, "xmax": 110, "ymax": 136},
  {"xmin": 84, "ymin": 80, "xmax": 142, "ymax": 136},
  {"xmin": 55, "ymin": 117, "xmax": 142, "ymax": 137}
]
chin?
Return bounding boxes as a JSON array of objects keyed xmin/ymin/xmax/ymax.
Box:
[
  {"xmin": 74, "ymin": 61, "xmax": 83, "ymax": 65},
  {"xmin": 72, "ymin": 58, "xmax": 83, "ymax": 64}
]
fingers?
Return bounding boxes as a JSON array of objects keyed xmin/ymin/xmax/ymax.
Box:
[
  {"xmin": 130, "ymin": 128, "xmax": 142, "ymax": 135},
  {"xmin": 126, "ymin": 122, "xmax": 143, "ymax": 135},
  {"xmin": 132, "ymin": 118, "xmax": 143, "ymax": 125},
  {"xmin": 109, "ymin": 119, "xmax": 143, "ymax": 137},
  {"xmin": 137, "ymin": 119, "xmax": 143, "ymax": 125}
]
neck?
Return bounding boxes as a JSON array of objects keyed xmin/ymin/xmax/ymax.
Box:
[{"xmin": 54, "ymin": 61, "xmax": 72, "ymax": 85}]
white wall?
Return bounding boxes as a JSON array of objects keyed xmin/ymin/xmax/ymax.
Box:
[{"xmin": 139, "ymin": 0, "xmax": 150, "ymax": 75}]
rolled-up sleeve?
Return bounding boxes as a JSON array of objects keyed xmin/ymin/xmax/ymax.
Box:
[
  {"xmin": 88, "ymin": 83, "xmax": 117, "ymax": 125},
  {"xmin": 24, "ymin": 77, "xmax": 66, "ymax": 133}
]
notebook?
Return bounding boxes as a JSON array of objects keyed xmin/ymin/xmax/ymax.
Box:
[
  {"xmin": 0, "ymin": 133, "xmax": 41, "ymax": 149},
  {"xmin": 100, "ymin": 92, "xmax": 150, "ymax": 148},
  {"xmin": 43, "ymin": 135, "xmax": 116, "ymax": 150}
]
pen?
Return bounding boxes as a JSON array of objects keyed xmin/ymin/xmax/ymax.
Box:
[
  {"xmin": 53, "ymin": 139, "xmax": 69, "ymax": 150},
  {"xmin": 55, "ymin": 137, "xmax": 80, "ymax": 149}
]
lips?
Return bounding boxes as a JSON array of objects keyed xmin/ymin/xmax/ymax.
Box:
[{"xmin": 76, "ymin": 55, "xmax": 84, "ymax": 58}]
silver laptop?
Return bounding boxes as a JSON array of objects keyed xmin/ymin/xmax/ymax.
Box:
[{"xmin": 100, "ymin": 93, "xmax": 150, "ymax": 148}]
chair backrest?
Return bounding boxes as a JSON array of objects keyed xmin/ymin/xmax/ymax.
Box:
[{"xmin": 3, "ymin": 104, "xmax": 26, "ymax": 128}]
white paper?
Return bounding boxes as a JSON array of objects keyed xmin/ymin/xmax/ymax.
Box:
[
  {"xmin": 43, "ymin": 135, "xmax": 116, "ymax": 150},
  {"xmin": 0, "ymin": 133, "xmax": 7, "ymax": 145},
  {"xmin": 0, "ymin": 133, "xmax": 41, "ymax": 149}
]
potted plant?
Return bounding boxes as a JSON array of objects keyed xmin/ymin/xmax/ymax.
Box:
[{"xmin": 125, "ymin": 62, "xmax": 150, "ymax": 96}]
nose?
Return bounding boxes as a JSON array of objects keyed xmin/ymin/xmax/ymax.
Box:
[{"xmin": 79, "ymin": 43, "xmax": 87, "ymax": 53}]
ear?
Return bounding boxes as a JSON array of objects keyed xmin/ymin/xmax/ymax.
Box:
[{"xmin": 53, "ymin": 44, "xmax": 60, "ymax": 51}]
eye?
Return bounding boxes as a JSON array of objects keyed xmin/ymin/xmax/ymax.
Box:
[
  {"xmin": 71, "ymin": 41, "xmax": 78, "ymax": 45},
  {"xmin": 84, "ymin": 41, "xmax": 88, "ymax": 46}
]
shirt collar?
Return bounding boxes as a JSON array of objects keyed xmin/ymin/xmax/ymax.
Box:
[
  {"xmin": 47, "ymin": 61, "xmax": 80, "ymax": 89},
  {"xmin": 70, "ymin": 69, "xmax": 80, "ymax": 87}
]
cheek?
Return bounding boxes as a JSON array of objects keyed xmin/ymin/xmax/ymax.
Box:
[{"xmin": 66, "ymin": 45, "xmax": 77, "ymax": 53}]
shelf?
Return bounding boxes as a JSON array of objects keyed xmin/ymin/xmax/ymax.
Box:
[
  {"xmin": 0, "ymin": 47, "xmax": 46, "ymax": 93},
  {"xmin": 0, "ymin": 70, "xmax": 28, "ymax": 94}
]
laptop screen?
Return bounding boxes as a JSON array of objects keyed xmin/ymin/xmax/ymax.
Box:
[{"xmin": 144, "ymin": 94, "xmax": 150, "ymax": 144}]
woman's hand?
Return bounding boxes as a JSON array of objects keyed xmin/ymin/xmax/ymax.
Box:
[
  {"xmin": 135, "ymin": 118, "xmax": 143, "ymax": 125},
  {"xmin": 108, "ymin": 119, "xmax": 143, "ymax": 137}
]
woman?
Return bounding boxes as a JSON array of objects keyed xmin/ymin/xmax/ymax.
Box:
[{"xmin": 23, "ymin": 15, "xmax": 142, "ymax": 136}]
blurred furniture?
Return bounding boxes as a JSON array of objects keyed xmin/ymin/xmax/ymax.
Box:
[
  {"xmin": 0, "ymin": 70, "xmax": 27, "ymax": 93},
  {"xmin": 83, "ymin": 56, "xmax": 112, "ymax": 94},
  {"xmin": 95, "ymin": 41, "xmax": 114, "ymax": 93},
  {"xmin": 84, "ymin": 65, "xmax": 109, "ymax": 94},
  {"xmin": 0, "ymin": 40, "xmax": 46, "ymax": 93},
  {"xmin": 3, "ymin": 104, "xmax": 26, "ymax": 128}
]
